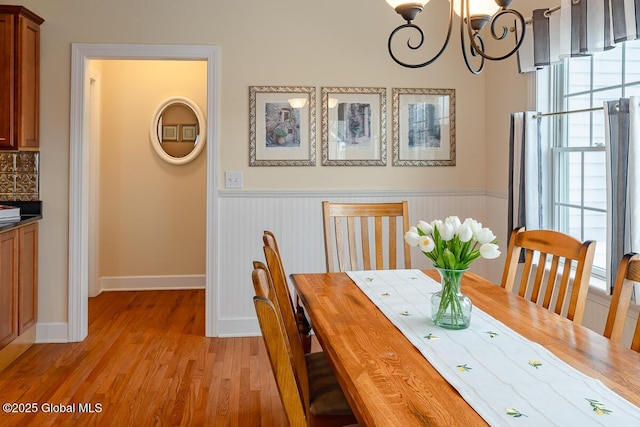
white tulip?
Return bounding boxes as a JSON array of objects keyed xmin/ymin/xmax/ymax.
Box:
[
  {"xmin": 418, "ymin": 235, "xmax": 435, "ymax": 253},
  {"xmin": 464, "ymin": 218, "xmax": 482, "ymax": 235},
  {"xmin": 437, "ymin": 221, "xmax": 455, "ymax": 241},
  {"xmin": 480, "ymin": 243, "xmax": 501, "ymax": 259},
  {"xmin": 445, "ymin": 216, "xmax": 462, "ymax": 233},
  {"xmin": 475, "ymin": 227, "xmax": 496, "ymax": 244},
  {"xmin": 417, "ymin": 220, "xmax": 433, "ymax": 236},
  {"xmin": 404, "ymin": 229, "xmax": 420, "ymax": 247},
  {"xmin": 457, "ymin": 223, "xmax": 473, "ymax": 242}
]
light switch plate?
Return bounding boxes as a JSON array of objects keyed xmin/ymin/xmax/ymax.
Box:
[{"xmin": 225, "ymin": 171, "xmax": 243, "ymax": 189}]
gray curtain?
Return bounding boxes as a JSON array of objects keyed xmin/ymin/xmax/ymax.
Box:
[
  {"xmin": 604, "ymin": 97, "xmax": 640, "ymax": 294},
  {"xmin": 508, "ymin": 112, "xmax": 543, "ymax": 236},
  {"xmin": 518, "ymin": 0, "xmax": 629, "ymax": 73}
]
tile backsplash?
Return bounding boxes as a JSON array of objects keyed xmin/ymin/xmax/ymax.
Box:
[{"xmin": 0, "ymin": 152, "xmax": 39, "ymax": 201}]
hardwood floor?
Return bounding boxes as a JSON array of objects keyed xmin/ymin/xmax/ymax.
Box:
[{"xmin": 0, "ymin": 290, "xmax": 288, "ymax": 426}]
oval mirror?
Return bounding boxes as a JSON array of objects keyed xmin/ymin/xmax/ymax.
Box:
[{"xmin": 150, "ymin": 96, "xmax": 207, "ymax": 165}]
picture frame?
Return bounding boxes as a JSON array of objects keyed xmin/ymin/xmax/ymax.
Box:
[
  {"xmin": 249, "ymin": 86, "xmax": 316, "ymax": 166},
  {"xmin": 181, "ymin": 124, "xmax": 197, "ymax": 142},
  {"xmin": 391, "ymin": 88, "xmax": 456, "ymax": 166},
  {"xmin": 162, "ymin": 125, "xmax": 178, "ymax": 142},
  {"xmin": 321, "ymin": 87, "xmax": 386, "ymax": 166}
]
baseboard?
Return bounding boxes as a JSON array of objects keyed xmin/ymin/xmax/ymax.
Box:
[
  {"xmin": 100, "ymin": 275, "xmax": 206, "ymax": 292},
  {"xmin": 217, "ymin": 317, "xmax": 261, "ymax": 337},
  {"xmin": 36, "ymin": 322, "xmax": 69, "ymax": 343},
  {"xmin": 0, "ymin": 325, "xmax": 36, "ymax": 372}
]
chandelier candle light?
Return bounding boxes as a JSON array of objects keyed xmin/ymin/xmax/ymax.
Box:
[
  {"xmin": 404, "ymin": 216, "xmax": 500, "ymax": 329},
  {"xmin": 385, "ymin": 0, "xmax": 526, "ymax": 74}
]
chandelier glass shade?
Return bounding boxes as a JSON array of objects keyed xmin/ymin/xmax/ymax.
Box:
[{"xmin": 385, "ymin": 0, "xmax": 526, "ymax": 74}]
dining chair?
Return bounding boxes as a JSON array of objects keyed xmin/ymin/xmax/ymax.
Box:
[
  {"xmin": 252, "ymin": 269, "xmax": 357, "ymax": 427},
  {"xmin": 322, "ymin": 201, "xmax": 411, "ymax": 272},
  {"xmin": 263, "ymin": 231, "xmax": 312, "ymax": 353},
  {"xmin": 603, "ymin": 252, "xmax": 640, "ymax": 352},
  {"xmin": 500, "ymin": 227, "xmax": 597, "ymax": 324}
]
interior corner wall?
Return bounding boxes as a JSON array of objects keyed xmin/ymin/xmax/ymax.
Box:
[{"xmin": 96, "ymin": 59, "xmax": 207, "ymax": 278}]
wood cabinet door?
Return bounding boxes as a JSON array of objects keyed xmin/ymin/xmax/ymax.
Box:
[
  {"xmin": 0, "ymin": 13, "xmax": 16, "ymax": 150},
  {"xmin": 16, "ymin": 15, "xmax": 39, "ymax": 149},
  {"xmin": 18, "ymin": 223, "xmax": 37, "ymax": 333},
  {"xmin": 0, "ymin": 229, "xmax": 18, "ymax": 350}
]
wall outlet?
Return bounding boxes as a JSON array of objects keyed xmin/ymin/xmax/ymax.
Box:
[{"xmin": 225, "ymin": 171, "xmax": 243, "ymax": 189}]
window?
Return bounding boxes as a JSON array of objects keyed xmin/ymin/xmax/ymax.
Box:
[{"xmin": 537, "ymin": 41, "xmax": 640, "ymax": 291}]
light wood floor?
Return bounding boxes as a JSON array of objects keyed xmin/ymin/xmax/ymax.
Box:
[{"xmin": 0, "ymin": 290, "xmax": 288, "ymax": 426}]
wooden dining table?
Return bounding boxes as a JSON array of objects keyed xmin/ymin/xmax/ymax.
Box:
[{"xmin": 290, "ymin": 270, "xmax": 640, "ymax": 426}]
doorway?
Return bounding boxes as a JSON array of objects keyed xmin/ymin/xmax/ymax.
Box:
[{"xmin": 69, "ymin": 44, "xmax": 220, "ymax": 341}]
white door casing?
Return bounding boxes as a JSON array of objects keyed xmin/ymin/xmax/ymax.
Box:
[{"xmin": 69, "ymin": 44, "xmax": 220, "ymax": 341}]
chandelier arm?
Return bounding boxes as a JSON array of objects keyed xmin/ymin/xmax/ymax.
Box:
[
  {"xmin": 465, "ymin": 8, "xmax": 527, "ymax": 62},
  {"xmin": 460, "ymin": 11, "xmax": 484, "ymax": 75},
  {"xmin": 387, "ymin": 0, "xmax": 455, "ymax": 69}
]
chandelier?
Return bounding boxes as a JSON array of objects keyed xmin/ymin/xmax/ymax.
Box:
[{"xmin": 385, "ymin": 0, "xmax": 526, "ymax": 74}]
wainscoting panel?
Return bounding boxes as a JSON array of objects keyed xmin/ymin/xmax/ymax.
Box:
[{"xmin": 217, "ymin": 189, "xmax": 496, "ymax": 336}]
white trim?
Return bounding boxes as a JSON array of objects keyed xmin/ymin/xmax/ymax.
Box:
[
  {"xmin": 218, "ymin": 188, "xmax": 494, "ymax": 199},
  {"xmin": 100, "ymin": 275, "xmax": 205, "ymax": 292},
  {"xmin": 36, "ymin": 322, "xmax": 69, "ymax": 344},
  {"xmin": 217, "ymin": 318, "xmax": 261, "ymax": 338},
  {"xmin": 69, "ymin": 44, "xmax": 220, "ymax": 342}
]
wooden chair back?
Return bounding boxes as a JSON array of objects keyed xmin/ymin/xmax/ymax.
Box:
[
  {"xmin": 263, "ymin": 245, "xmax": 309, "ymax": 349},
  {"xmin": 253, "ymin": 296, "xmax": 308, "ymax": 427},
  {"xmin": 251, "ymin": 261, "xmax": 275, "ymax": 301},
  {"xmin": 253, "ymin": 266, "xmax": 357, "ymax": 427},
  {"xmin": 322, "ymin": 201, "xmax": 411, "ymax": 272},
  {"xmin": 263, "ymin": 231, "xmax": 312, "ymax": 353},
  {"xmin": 501, "ymin": 227, "xmax": 597, "ymax": 324},
  {"xmin": 603, "ymin": 253, "xmax": 640, "ymax": 351}
]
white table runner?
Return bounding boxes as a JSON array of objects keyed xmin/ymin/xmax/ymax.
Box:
[{"xmin": 347, "ymin": 269, "xmax": 640, "ymax": 427}]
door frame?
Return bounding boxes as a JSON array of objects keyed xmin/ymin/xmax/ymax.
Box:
[{"xmin": 69, "ymin": 44, "xmax": 220, "ymax": 341}]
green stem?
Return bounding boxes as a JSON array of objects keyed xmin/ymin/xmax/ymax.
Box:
[{"xmin": 434, "ymin": 268, "xmax": 467, "ymax": 327}]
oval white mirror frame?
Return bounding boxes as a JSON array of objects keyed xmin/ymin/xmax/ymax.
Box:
[{"xmin": 150, "ymin": 96, "xmax": 207, "ymax": 165}]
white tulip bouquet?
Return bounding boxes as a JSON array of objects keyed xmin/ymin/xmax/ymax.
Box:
[
  {"xmin": 404, "ymin": 216, "xmax": 500, "ymax": 270},
  {"xmin": 404, "ymin": 216, "xmax": 501, "ymax": 329}
]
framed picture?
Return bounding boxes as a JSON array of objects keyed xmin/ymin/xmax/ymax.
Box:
[
  {"xmin": 181, "ymin": 124, "xmax": 197, "ymax": 142},
  {"xmin": 162, "ymin": 125, "xmax": 178, "ymax": 141},
  {"xmin": 249, "ymin": 86, "xmax": 316, "ymax": 166},
  {"xmin": 321, "ymin": 87, "xmax": 386, "ymax": 166},
  {"xmin": 391, "ymin": 88, "xmax": 456, "ymax": 166}
]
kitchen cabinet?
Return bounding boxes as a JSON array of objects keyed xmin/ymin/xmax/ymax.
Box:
[
  {"xmin": 0, "ymin": 222, "xmax": 38, "ymax": 373},
  {"xmin": 18, "ymin": 222, "xmax": 37, "ymax": 333},
  {"xmin": 0, "ymin": 229, "xmax": 18, "ymax": 350},
  {"xmin": 0, "ymin": 6, "xmax": 44, "ymax": 150}
]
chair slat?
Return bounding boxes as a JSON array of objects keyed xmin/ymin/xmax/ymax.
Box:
[
  {"xmin": 334, "ymin": 217, "xmax": 347, "ymax": 272},
  {"xmin": 388, "ymin": 216, "xmax": 397, "ymax": 269},
  {"xmin": 360, "ymin": 216, "xmax": 371, "ymax": 270},
  {"xmin": 541, "ymin": 255, "xmax": 559, "ymax": 308},
  {"xmin": 346, "ymin": 217, "xmax": 359, "ymax": 271},
  {"xmin": 530, "ymin": 252, "xmax": 548, "ymax": 304},
  {"xmin": 554, "ymin": 260, "xmax": 573, "ymax": 316},
  {"xmin": 374, "ymin": 216, "xmax": 384, "ymax": 269},
  {"xmin": 518, "ymin": 250, "xmax": 535, "ymax": 298}
]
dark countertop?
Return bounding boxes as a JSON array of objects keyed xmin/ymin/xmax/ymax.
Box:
[{"xmin": 0, "ymin": 201, "xmax": 42, "ymax": 232}]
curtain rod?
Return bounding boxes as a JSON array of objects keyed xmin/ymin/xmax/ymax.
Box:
[
  {"xmin": 533, "ymin": 106, "xmax": 604, "ymax": 118},
  {"xmin": 525, "ymin": 1, "xmax": 576, "ymax": 25}
]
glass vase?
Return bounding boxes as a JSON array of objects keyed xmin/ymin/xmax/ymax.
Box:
[{"xmin": 431, "ymin": 267, "xmax": 472, "ymax": 330}]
